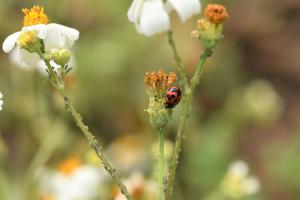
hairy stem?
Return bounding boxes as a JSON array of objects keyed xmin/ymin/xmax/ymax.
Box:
[
  {"xmin": 165, "ymin": 49, "xmax": 212, "ymax": 200},
  {"xmin": 157, "ymin": 128, "xmax": 165, "ymax": 200},
  {"xmin": 41, "ymin": 56, "xmax": 132, "ymax": 200},
  {"xmin": 62, "ymin": 94, "xmax": 132, "ymax": 200},
  {"xmin": 167, "ymin": 31, "xmax": 188, "ymax": 90}
]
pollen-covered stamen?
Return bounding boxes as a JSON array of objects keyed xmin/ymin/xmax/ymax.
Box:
[
  {"xmin": 22, "ymin": 5, "xmax": 49, "ymax": 27},
  {"xmin": 204, "ymin": 4, "xmax": 229, "ymax": 24}
]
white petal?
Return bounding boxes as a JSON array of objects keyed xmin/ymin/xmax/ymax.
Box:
[
  {"xmin": 228, "ymin": 160, "xmax": 249, "ymax": 178},
  {"xmin": 58, "ymin": 24, "xmax": 79, "ymax": 48},
  {"xmin": 167, "ymin": 0, "xmax": 201, "ymax": 22},
  {"xmin": 43, "ymin": 24, "xmax": 66, "ymax": 51},
  {"xmin": 0, "ymin": 92, "xmax": 3, "ymax": 99},
  {"xmin": 36, "ymin": 60, "xmax": 48, "ymax": 75},
  {"xmin": 22, "ymin": 24, "xmax": 48, "ymax": 39},
  {"xmin": 2, "ymin": 32, "xmax": 20, "ymax": 53},
  {"xmin": 128, "ymin": 0, "xmax": 144, "ymax": 22},
  {"xmin": 139, "ymin": 0, "xmax": 170, "ymax": 36},
  {"xmin": 244, "ymin": 176, "xmax": 261, "ymax": 195},
  {"xmin": 49, "ymin": 24, "xmax": 79, "ymax": 41},
  {"xmin": 9, "ymin": 48, "xmax": 35, "ymax": 70},
  {"xmin": 18, "ymin": 48, "xmax": 41, "ymax": 67},
  {"xmin": 43, "ymin": 24, "xmax": 79, "ymax": 50}
]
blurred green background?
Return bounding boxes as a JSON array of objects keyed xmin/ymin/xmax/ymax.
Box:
[{"xmin": 0, "ymin": 0, "xmax": 300, "ymax": 199}]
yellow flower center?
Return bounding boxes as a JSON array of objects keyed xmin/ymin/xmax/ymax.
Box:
[
  {"xmin": 22, "ymin": 5, "xmax": 48, "ymax": 27},
  {"xmin": 57, "ymin": 156, "xmax": 82, "ymax": 175}
]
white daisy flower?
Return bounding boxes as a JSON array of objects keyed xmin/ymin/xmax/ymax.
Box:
[
  {"xmin": 114, "ymin": 172, "xmax": 156, "ymax": 200},
  {"xmin": 38, "ymin": 157, "xmax": 107, "ymax": 200},
  {"xmin": 2, "ymin": 6, "xmax": 79, "ymax": 75},
  {"xmin": 0, "ymin": 92, "xmax": 3, "ymax": 111},
  {"xmin": 220, "ymin": 160, "xmax": 261, "ymax": 199},
  {"xmin": 128, "ymin": 0, "xmax": 201, "ymax": 36}
]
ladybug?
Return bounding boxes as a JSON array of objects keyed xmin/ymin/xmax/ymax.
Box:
[{"xmin": 165, "ymin": 86, "xmax": 182, "ymax": 108}]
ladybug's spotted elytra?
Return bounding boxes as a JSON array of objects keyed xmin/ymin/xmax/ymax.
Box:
[{"xmin": 165, "ymin": 86, "xmax": 182, "ymax": 108}]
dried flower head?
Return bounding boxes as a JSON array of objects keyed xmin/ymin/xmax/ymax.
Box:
[
  {"xmin": 144, "ymin": 70, "xmax": 177, "ymax": 129},
  {"xmin": 204, "ymin": 4, "xmax": 229, "ymax": 24},
  {"xmin": 144, "ymin": 69, "xmax": 177, "ymax": 92},
  {"xmin": 22, "ymin": 5, "xmax": 49, "ymax": 27}
]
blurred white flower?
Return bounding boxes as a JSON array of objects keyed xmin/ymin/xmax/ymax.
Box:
[
  {"xmin": 2, "ymin": 6, "xmax": 79, "ymax": 75},
  {"xmin": 220, "ymin": 160, "xmax": 261, "ymax": 199},
  {"xmin": 0, "ymin": 92, "xmax": 3, "ymax": 111},
  {"xmin": 114, "ymin": 172, "xmax": 156, "ymax": 200},
  {"xmin": 243, "ymin": 79, "xmax": 284, "ymax": 123},
  {"xmin": 38, "ymin": 157, "xmax": 106, "ymax": 200},
  {"xmin": 106, "ymin": 135, "xmax": 150, "ymax": 173},
  {"xmin": 128, "ymin": 0, "xmax": 201, "ymax": 36}
]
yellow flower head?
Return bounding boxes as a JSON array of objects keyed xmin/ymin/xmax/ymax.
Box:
[{"xmin": 22, "ymin": 5, "xmax": 49, "ymax": 27}]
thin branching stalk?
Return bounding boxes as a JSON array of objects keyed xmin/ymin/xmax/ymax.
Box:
[
  {"xmin": 157, "ymin": 128, "xmax": 165, "ymax": 200},
  {"xmin": 165, "ymin": 49, "xmax": 212, "ymax": 200},
  {"xmin": 167, "ymin": 31, "xmax": 188, "ymax": 90},
  {"xmin": 41, "ymin": 55, "xmax": 133, "ymax": 200}
]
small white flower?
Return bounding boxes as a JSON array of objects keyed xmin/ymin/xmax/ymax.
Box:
[
  {"xmin": 2, "ymin": 6, "xmax": 79, "ymax": 75},
  {"xmin": 114, "ymin": 172, "xmax": 156, "ymax": 200},
  {"xmin": 244, "ymin": 176, "xmax": 261, "ymax": 195},
  {"xmin": 2, "ymin": 24, "xmax": 79, "ymax": 74},
  {"xmin": 128, "ymin": 0, "xmax": 201, "ymax": 36},
  {"xmin": 220, "ymin": 160, "xmax": 261, "ymax": 199},
  {"xmin": 244, "ymin": 79, "xmax": 284, "ymax": 122},
  {"xmin": 38, "ymin": 165, "xmax": 106, "ymax": 200},
  {"xmin": 228, "ymin": 160, "xmax": 249, "ymax": 178},
  {"xmin": 0, "ymin": 92, "xmax": 3, "ymax": 111}
]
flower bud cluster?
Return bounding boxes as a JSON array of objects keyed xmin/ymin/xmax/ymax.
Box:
[{"xmin": 45, "ymin": 49, "xmax": 71, "ymax": 67}]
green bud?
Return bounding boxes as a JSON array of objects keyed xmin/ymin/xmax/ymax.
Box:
[
  {"xmin": 52, "ymin": 49, "xmax": 71, "ymax": 66},
  {"xmin": 195, "ymin": 19, "xmax": 224, "ymax": 50},
  {"xmin": 192, "ymin": 4, "xmax": 229, "ymax": 50},
  {"xmin": 17, "ymin": 30, "xmax": 43, "ymax": 53},
  {"xmin": 147, "ymin": 97, "xmax": 171, "ymax": 130}
]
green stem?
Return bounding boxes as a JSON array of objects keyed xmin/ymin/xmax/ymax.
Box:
[
  {"xmin": 167, "ymin": 31, "xmax": 188, "ymax": 90},
  {"xmin": 41, "ymin": 57, "xmax": 133, "ymax": 200},
  {"xmin": 165, "ymin": 49, "xmax": 212, "ymax": 200},
  {"xmin": 157, "ymin": 128, "xmax": 165, "ymax": 200},
  {"xmin": 62, "ymin": 94, "xmax": 132, "ymax": 200}
]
